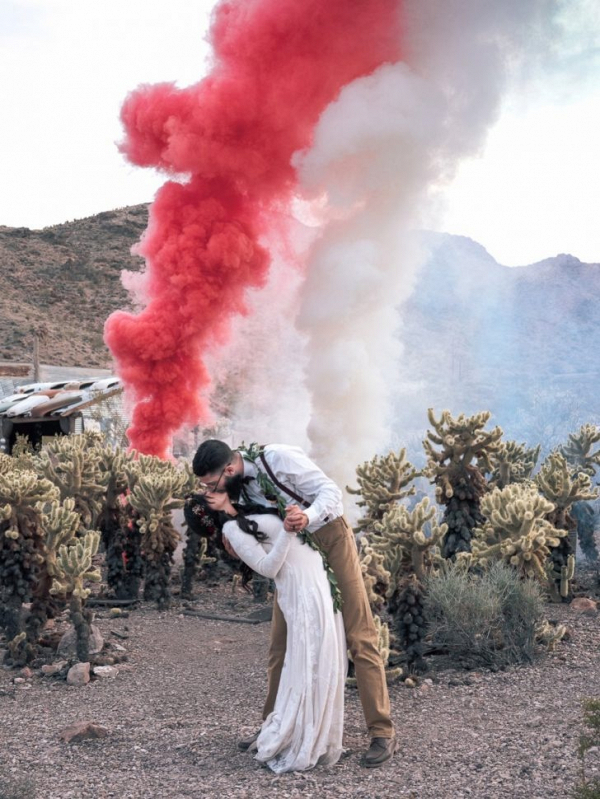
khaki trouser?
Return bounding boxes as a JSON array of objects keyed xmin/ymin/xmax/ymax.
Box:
[{"xmin": 262, "ymin": 516, "xmax": 394, "ymax": 739}]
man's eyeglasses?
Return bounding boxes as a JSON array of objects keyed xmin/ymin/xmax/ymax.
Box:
[{"xmin": 197, "ymin": 466, "xmax": 227, "ymax": 495}]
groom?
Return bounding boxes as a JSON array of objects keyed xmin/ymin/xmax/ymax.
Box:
[{"xmin": 192, "ymin": 440, "xmax": 396, "ymax": 768}]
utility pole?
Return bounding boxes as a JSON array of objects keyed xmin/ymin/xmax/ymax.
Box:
[{"xmin": 31, "ymin": 324, "xmax": 49, "ymax": 382}]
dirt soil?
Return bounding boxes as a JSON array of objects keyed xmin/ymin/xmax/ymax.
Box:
[{"xmin": 1, "ymin": 578, "xmax": 600, "ymax": 799}]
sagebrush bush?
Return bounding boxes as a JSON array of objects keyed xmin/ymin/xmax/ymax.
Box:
[{"xmin": 424, "ymin": 561, "xmax": 544, "ymax": 669}]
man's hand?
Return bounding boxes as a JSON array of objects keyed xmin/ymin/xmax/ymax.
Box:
[
  {"xmin": 284, "ymin": 504, "xmax": 309, "ymax": 533},
  {"xmin": 206, "ymin": 491, "xmax": 236, "ymax": 515}
]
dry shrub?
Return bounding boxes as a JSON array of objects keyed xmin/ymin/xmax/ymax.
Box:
[{"xmin": 424, "ymin": 561, "xmax": 544, "ymax": 669}]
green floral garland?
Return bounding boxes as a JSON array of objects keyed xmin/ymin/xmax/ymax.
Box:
[{"xmin": 237, "ymin": 442, "xmax": 342, "ymax": 613}]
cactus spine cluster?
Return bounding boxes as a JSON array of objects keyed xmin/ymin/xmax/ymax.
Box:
[
  {"xmin": 371, "ymin": 497, "xmax": 446, "ymax": 584},
  {"xmin": 424, "ymin": 409, "xmax": 502, "ymax": 559},
  {"xmin": 487, "ymin": 440, "xmax": 540, "ymax": 489},
  {"xmin": 347, "ymin": 449, "xmax": 419, "ymax": 535},
  {"xmin": 37, "ymin": 433, "xmax": 109, "ymax": 531},
  {"xmin": 535, "ymin": 452, "xmax": 598, "ymax": 597},
  {"xmin": 470, "ymin": 483, "xmax": 569, "ymax": 601}
]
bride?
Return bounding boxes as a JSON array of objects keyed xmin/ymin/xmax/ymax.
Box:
[{"xmin": 203, "ymin": 490, "xmax": 347, "ymax": 774}]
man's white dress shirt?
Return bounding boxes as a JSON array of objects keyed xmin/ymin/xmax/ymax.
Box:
[{"xmin": 240, "ymin": 444, "xmax": 343, "ymax": 533}]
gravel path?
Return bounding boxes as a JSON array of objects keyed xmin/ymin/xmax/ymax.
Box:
[{"xmin": 1, "ymin": 586, "xmax": 599, "ymax": 799}]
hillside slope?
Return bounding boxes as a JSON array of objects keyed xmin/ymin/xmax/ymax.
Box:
[{"xmin": 0, "ymin": 205, "xmax": 148, "ymax": 366}]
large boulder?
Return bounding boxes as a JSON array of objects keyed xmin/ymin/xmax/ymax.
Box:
[{"xmin": 57, "ymin": 625, "xmax": 104, "ymax": 657}]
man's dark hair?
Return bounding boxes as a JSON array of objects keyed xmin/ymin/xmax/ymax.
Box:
[{"xmin": 192, "ymin": 439, "xmax": 233, "ymax": 477}]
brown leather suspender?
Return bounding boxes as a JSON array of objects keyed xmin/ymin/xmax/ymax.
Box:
[{"xmin": 258, "ymin": 451, "xmax": 311, "ymax": 509}]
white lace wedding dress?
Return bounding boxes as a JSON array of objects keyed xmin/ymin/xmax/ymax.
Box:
[{"xmin": 223, "ymin": 514, "xmax": 347, "ymax": 774}]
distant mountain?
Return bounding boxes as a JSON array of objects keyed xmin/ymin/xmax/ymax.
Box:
[
  {"xmin": 396, "ymin": 232, "xmax": 600, "ymax": 452},
  {"xmin": 0, "ymin": 207, "xmax": 597, "ymax": 451},
  {"xmin": 0, "ymin": 205, "xmax": 148, "ymax": 366}
]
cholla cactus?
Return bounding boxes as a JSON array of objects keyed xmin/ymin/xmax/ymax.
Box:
[
  {"xmin": 424, "ymin": 409, "xmax": 503, "ymax": 559},
  {"xmin": 535, "ymin": 618, "xmax": 567, "ymax": 650},
  {"xmin": 347, "ymin": 449, "xmax": 419, "ymax": 535},
  {"xmin": 371, "ymin": 497, "xmax": 446, "ymax": 585},
  {"xmin": 536, "ymin": 452, "xmax": 598, "ymax": 527},
  {"xmin": 535, "ymin": 451, "xmax": 599, "ymax": 596},
  {"xmin": 93, "ymin": 443, "xmax": 137, "ymax": 598},
  {"xmin": 471, "ymin": 483, "xmax": 569, "ymax": 601},
  {"xmin": 0, "ymin": 467, "xmax": 59, "ymax": 643},
  {"xmin": 364, "ymin": 496, "xmax": 445, "ymax": 675},
  {"xmin": 50, "ymin": 531, "xmax": 101, "ymax": 662},
  {"xmin": 560, "ymin": 425, "xmax": 600, "ymax": 562},
  {"xmin": 125, "ymin": 458, "xmax": 188, "ymax": 608},
  {"xmin": 357, "ymin": 543, "xmax": 390, "ymax": 612},
  {"xmin": 6, "ymin": 435, "xmax": 38, "ymax": 472},
  {"xmin": 38, "ymin": 434, "xmax": 109, "ymax": 531},
  {"xmin": 487, "ymin": 440, "xmax": 540, "ymax": 489},
  {"xmin": 388, "ymin": 575, "xmax": 428, "ymax": 674},
  {"xmin": 560, "ymin": 424, "xmax": 600, "ymax": 477},
  {"xmin": 24, "ymin": 498, "xmax": 82, "ymax": 650},
  {"xmin": 51, "ymin": 531, "xmax": 101, "ymax": 598},
  {"xmin": 0, "ymin": 453, "xmax": 14, "ymax": 475}
]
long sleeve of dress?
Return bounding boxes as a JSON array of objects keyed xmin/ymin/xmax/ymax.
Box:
[{"xmin": 222, "ymin": 521, "xmax": 292, "ymax": 580}]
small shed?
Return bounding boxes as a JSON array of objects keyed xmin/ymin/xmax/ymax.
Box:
[{"xmin": 0, "ymin": 375, "xmax": 122, "ymax": 454}]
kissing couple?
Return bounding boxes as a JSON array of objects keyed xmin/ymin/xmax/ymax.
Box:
[{"xmin": 189, "ymin": 440, "xmax": 396, "ymax": 774}]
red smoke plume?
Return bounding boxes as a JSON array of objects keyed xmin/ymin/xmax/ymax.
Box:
[{"xmin": 105, "ymin": 0, "xmax": 403, "ymax": 457}]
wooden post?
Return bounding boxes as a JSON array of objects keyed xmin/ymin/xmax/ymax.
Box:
[{"xmin": 33, "ymin": 336, "xmax": 40, "ymax": 382}]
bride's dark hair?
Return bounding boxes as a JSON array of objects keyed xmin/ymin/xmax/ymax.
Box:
[{"xmin": 185, "ymin": 494, "xmax": 280, "ymax": 587}]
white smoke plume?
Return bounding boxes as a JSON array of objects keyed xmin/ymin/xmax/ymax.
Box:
[
  {"xmin": 292, "ymin": 0, "xmax": 562, "ymax": 494},
  {"xmin": 204, "ymin": 234, "xmax": 312, "ymax": 449}
]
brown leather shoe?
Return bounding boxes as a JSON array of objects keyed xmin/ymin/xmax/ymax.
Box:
[
  {"xmin": 363, "ymin": 736, "xmax": 397, "ymax": 768},
  {"xmin": 237, "ymin": 730, "xmax": 260, "ymax": 751}
]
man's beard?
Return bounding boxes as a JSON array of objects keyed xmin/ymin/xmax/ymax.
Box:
[{"xmin": 223, "ymin": 472, "xmax": 245, "ymax": 501}]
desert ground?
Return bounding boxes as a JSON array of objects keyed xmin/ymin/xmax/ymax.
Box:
[{"xmin": 1, "ymin": 575, "xmax": 600, "ymax": 799}]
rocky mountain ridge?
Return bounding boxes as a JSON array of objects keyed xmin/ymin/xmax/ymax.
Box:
[{"xmin": 0, "ymin": 206, "xmax": 598, "ymax": 451}]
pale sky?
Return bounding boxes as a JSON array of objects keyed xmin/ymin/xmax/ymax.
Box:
[{"xmin": 0, "ymin": 0, "xmax": 598, "ymax": 266}]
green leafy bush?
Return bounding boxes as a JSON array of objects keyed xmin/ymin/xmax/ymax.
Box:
[{"xmin": 424, "ymin": 561, "xmax": 544, "ymax": 669}]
